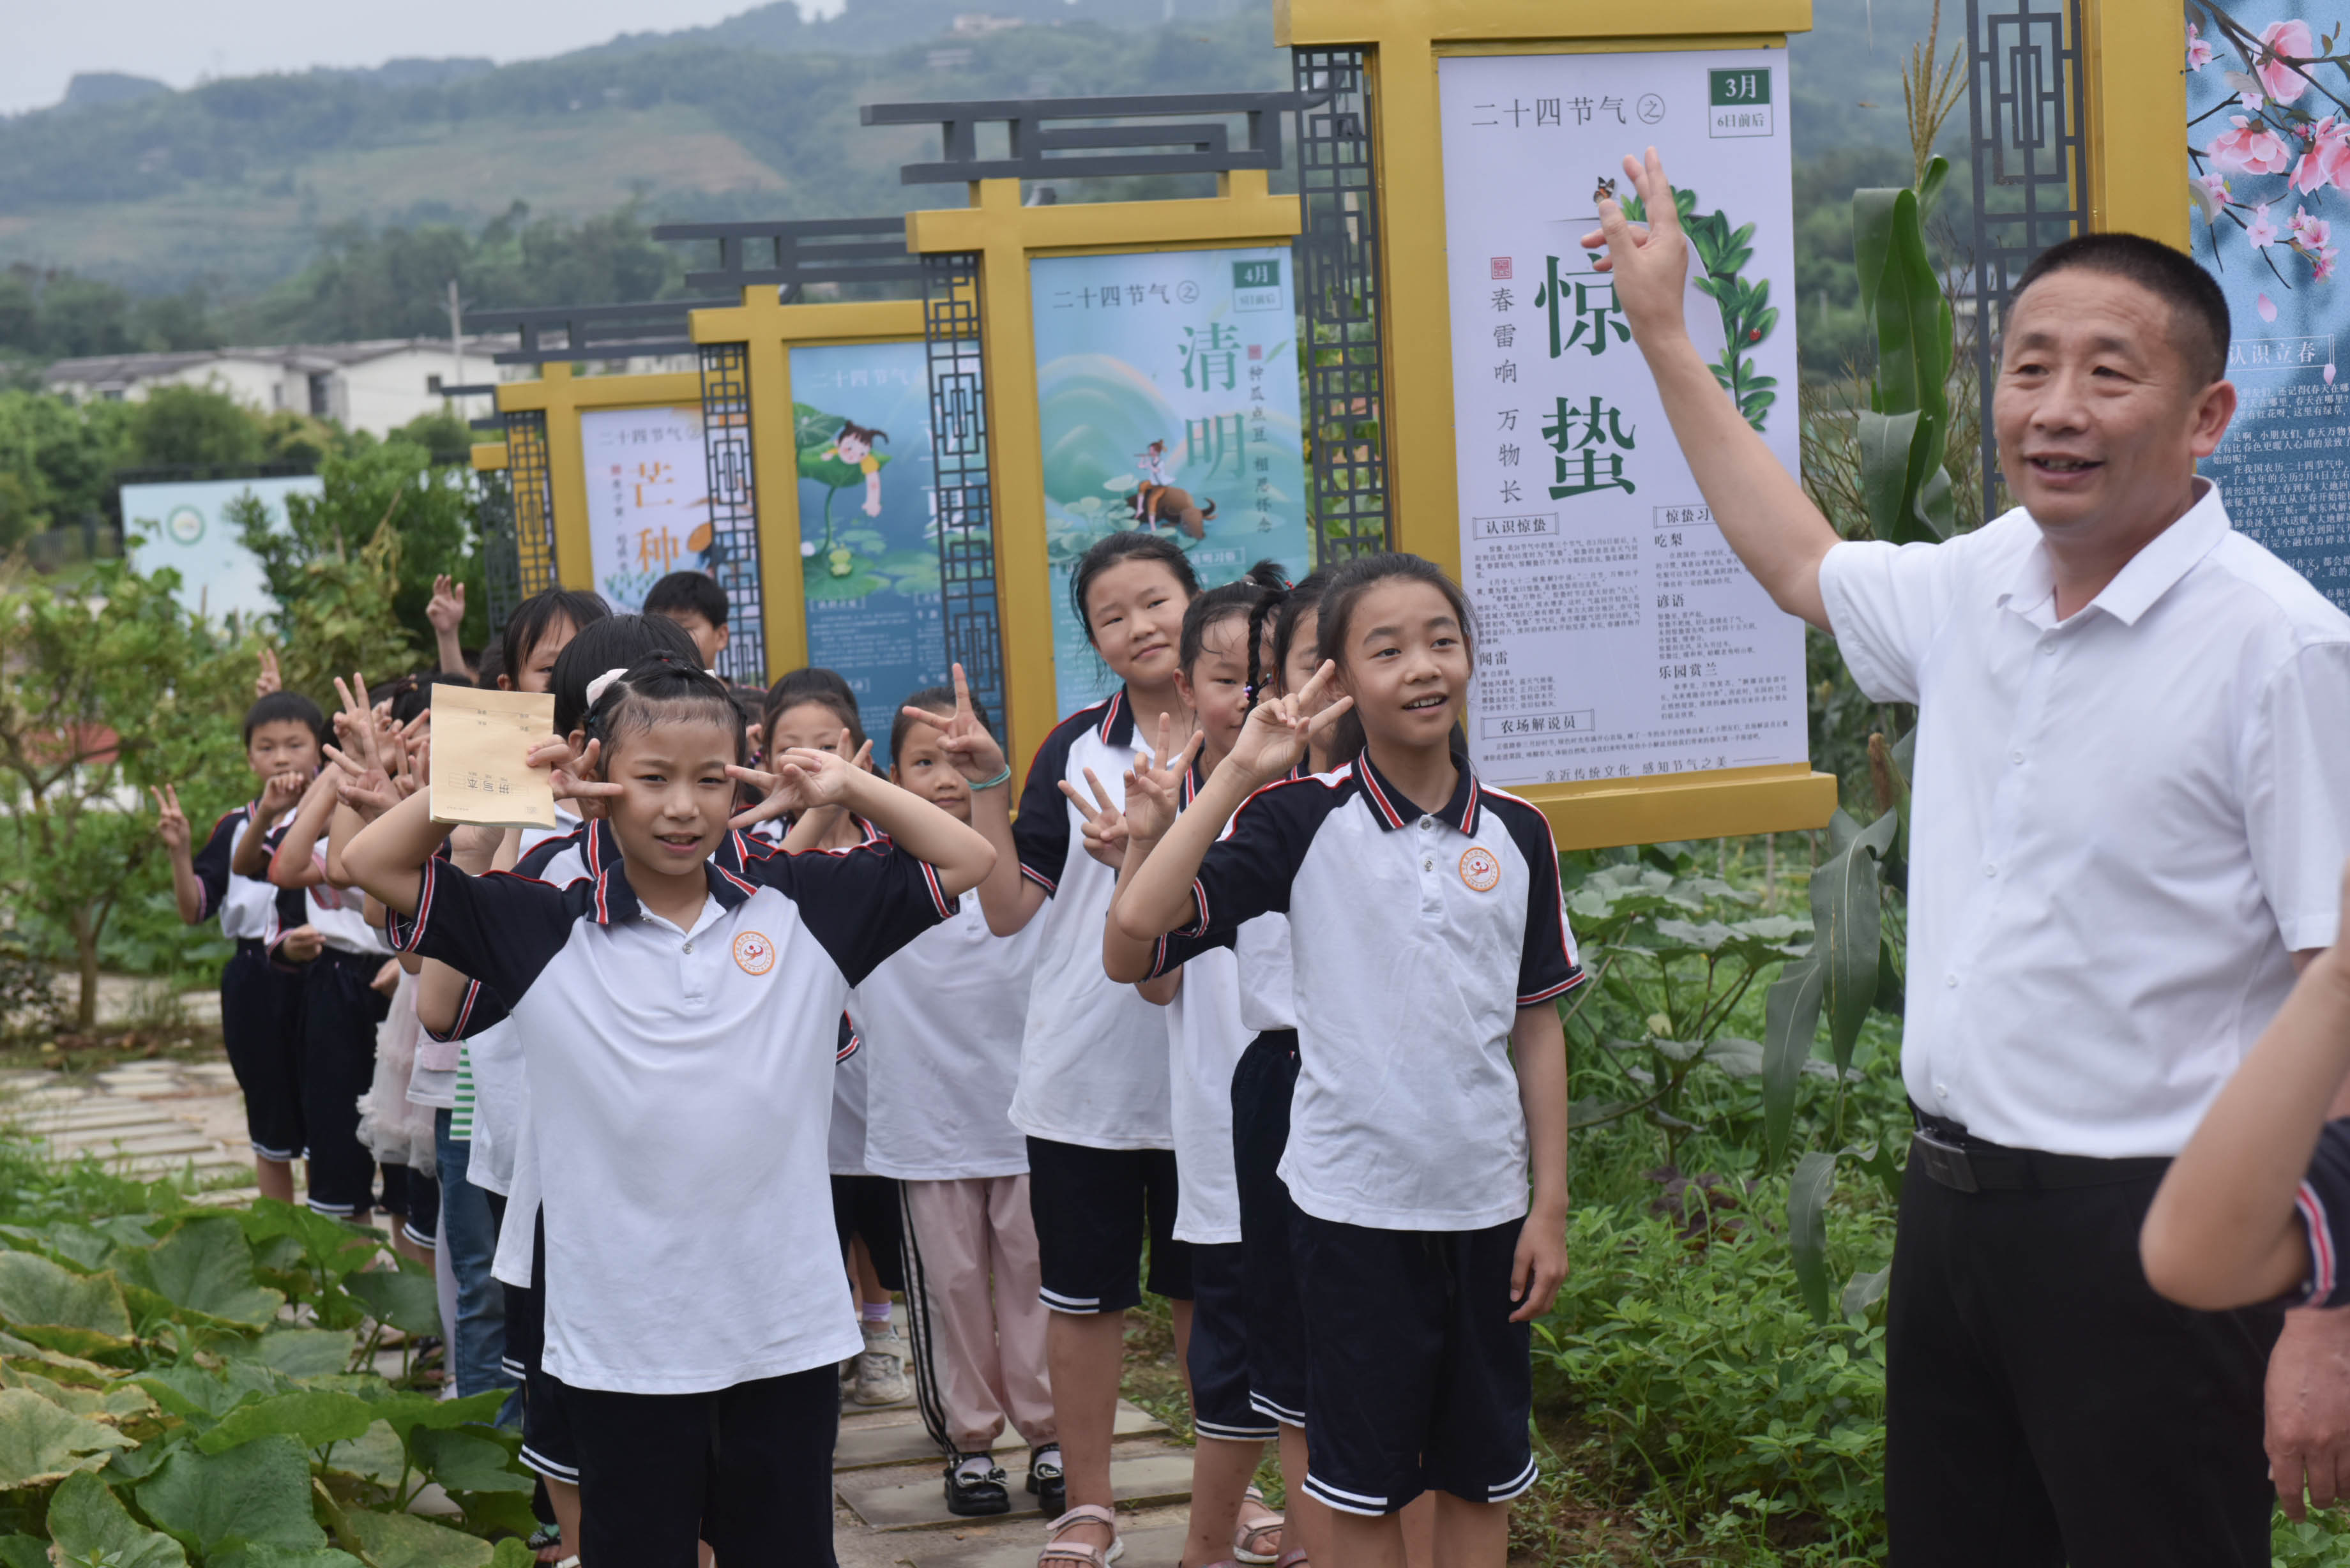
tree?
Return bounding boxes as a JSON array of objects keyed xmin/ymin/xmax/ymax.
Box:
[
  {"xmin": 0, "ymin": 561, "xmax": 254, "ymax": 1029},
  {"xmin": 238, "ymin": 504, "xmax": 426, "ymax": 706},
  {"xmin": 129, "ymin": 384, "xmax": 264, "ymax": 469}
]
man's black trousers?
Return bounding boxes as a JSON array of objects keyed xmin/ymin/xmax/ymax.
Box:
[{"xmin": 1886, "ymin": 1149, "xmax": 2282, "ymax": 1566}]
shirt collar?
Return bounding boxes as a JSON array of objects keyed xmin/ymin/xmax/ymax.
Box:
[
  {"xmin": 588, "ymin": 855, "xmax": 756, "ymax": 926},
  {"xmin": 1353, "ymin": 750, "xmax": 1481, "ymax": 836},
  {"xmin": 1999, "ymin": 478, "xmax": 2231, "ymax": 628},
  {"xmin": 1095, "ymin": 688, "xmax": 1137, "ymax": 748}
]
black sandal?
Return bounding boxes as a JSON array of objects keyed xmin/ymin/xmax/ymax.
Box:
[
  {"xmin": 1027, "ymin": 1442, "xmax": 1065, "ymax": 1516},
  {"xmin": 945, "ymin": 1450, "xmax": 1012, "ymax": 1516}
]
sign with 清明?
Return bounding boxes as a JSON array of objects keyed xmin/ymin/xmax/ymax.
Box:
[
  {"xmin": 1028, "ymin": 246, "xmax": 1310, "ymax": 716},
  {"xmin": 580, "ymin": 403, "xmax": 714, "ymax": 614},
  {"xmin": 1436, "ymin": 49, "xmax": 1810, "ymax": 791}
]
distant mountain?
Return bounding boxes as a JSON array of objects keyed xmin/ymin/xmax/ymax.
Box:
[{"xmin": 59, "ymin": 73, "xmax": 169, "ymax": 111}]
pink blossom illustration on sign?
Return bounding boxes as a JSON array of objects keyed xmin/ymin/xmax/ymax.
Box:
[
  {"xmin": 2248, "ymin": 204, "xmax": 2282, "ymax": 248},
  {"xmin": 2211, "ymin": 116, "xmax": 2293, "ymax": 175},
  {"xmin": 2258, "ymin": 291, "xmax": 2280, "ymax": 321},
  {"xmin": 2259, "ymin": 20, "xmax": 2317, "ymax": 105},
  {"xmin": 2190, "ymin": 22, "xmax": 2217, "ymax": 70}
]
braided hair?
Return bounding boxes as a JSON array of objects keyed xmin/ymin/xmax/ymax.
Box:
[
  {"xmin": 1178, "ymin": 560, "xmax": 1289, "ymax": 695},
  {"xmin": 1267, "ymin": 567, "xmax": 1334, "ymax": 697},
  {"xmin": 580, "ymin": 653, "xmax": 747, "ymax": 770}
]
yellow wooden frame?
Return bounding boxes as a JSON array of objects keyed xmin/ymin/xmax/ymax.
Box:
[
  {"xmin": 901, "ymin": 169, "xmax": 1303, "ymax": 778},
  {"xmin": 490, "ymin": 363, "xmax": 708, "ymax": 599},
  {"xmin": 1274, "ymin": 0, "xmax": 1836, "ymax": 848},
  {"xmin": 2083, "ymin": 0, "xmax": 2190, "ymax": 248},
  {"xmin": 685, "ymin": 294, "xmax": 927, "ymax": 680}
]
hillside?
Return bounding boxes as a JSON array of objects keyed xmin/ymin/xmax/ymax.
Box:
[{"xmin": 0, "ymin": 0, "xmax": 1930, "ymax": 300}]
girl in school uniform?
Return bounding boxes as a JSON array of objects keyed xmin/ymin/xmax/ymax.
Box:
[
  {"xmin": 1117, "ymin": 553, "xmax": 1578, "ymax": 1568},
  {"xmin": 856, "ymin": 672, "xmax": 1054, "ymax": 1516},
  {"xmin": 960, "ymin": 531, "xmax": 1201, "ymax": 1568},
  {"xmin": 760, "ymin": 668, "xmax": 913, "ymax": 1406},
  {"xmin": 342, "ymin": 654, "xmax": 995, "ymax": 1567},
  {"xmin": 1092, "ymin": 562, "xmax": 1300, "ymax": 1568}
]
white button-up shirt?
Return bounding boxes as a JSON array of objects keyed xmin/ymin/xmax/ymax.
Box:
[{"xmin": 1819, "ymin": 482, "xmax": 2350, "ymax": 1157}]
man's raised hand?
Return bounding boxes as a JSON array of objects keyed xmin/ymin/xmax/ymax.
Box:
[{"xmin": 1579, "ymin": 147, "xmax": 1693, "ymax": 349}]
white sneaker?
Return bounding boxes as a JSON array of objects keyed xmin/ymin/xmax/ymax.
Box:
[{"xmin": 853, "ymin": 1320, "xmax": 910, "ymax": 1405}]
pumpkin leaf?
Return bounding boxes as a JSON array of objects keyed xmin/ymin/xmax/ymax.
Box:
[{"xmin": 47, "ymin": 1472, "xmax": 189, "ymax": 1568}]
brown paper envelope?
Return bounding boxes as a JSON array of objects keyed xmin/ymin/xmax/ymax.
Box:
[{"xmin": 427, "ymin": 685, "xmax": 558, "ymax": 830}]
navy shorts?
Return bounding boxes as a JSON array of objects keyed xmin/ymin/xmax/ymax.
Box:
[
  {"xmin": 1292, "ymin": 1212, "xmax": 1536, "ymax": 1515},
  {"xmin": 220, "ymin": 940, "xmax": 305, "ymax": 1161},
  {"xmin": 831, "ymin": 1173, "xmax": 906, "ymax": 1293},
  {"xmin": 504, "ymin": 1212, "xmax": 578, "ymax": 1484},
  {"xmin": 379, "ymin": 1164, "xmax": 439, "ymax": 1249},
  {"xmin": 1188, "ymin": 1242, "xmax": 1277, "ymax": 1442},
  {"xmin": 1026, "ymin": 1137, "xmax": 1194, "ymax": 1314},
  {"xmin": 299, "ymin": 949, "xmax": 390, "ymax": 1216},
  {"xmin": 1232, "ymin": 1029, "xmax": 1308, "ymax": 1428}
]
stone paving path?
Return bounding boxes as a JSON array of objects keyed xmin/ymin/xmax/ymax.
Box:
[{"xmin": 0, "ymin": 1052, "xmax": 1209, "ymax": 1566}]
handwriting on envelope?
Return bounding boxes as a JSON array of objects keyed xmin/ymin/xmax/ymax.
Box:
[{"xmin": 428, "ymin": 686, "xmax": 558, "ymax": 830}]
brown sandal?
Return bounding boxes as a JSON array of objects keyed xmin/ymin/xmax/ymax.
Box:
[
  {"xmin": 1039, "ymin": 1504, "xmax": 1125, "ymax": 1568},
  {"xmin": 1233, "ymin": 1485, "xmax": 1284, "ymax": 1564}
]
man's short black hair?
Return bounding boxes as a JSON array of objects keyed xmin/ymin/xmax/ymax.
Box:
[
  {"xmin": 644, "ymin": 571, "xmax": 729, "ymax": 628},
  {"xmin": 2010, "ymin": 232, "xmax": 2231, "ymax": 386}
]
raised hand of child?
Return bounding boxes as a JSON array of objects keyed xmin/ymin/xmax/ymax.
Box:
[
  {"xmin": 726, "ymin": 746, "xmax": 854, "ymax": 827},
  {"xmin": 323, "ymin": 745, "xmax": 400, "ymax": 821},
  {"xmin": 331, "ymin": 671, "xmax": 382, "ymax": 774},
  {"xmin": 1227, "ymin": 660, "xmax": 1353, "ymax": 787},
  {"xmin": 1061, "ymin": 767, "xmax": 1130, "ymax": 871},
  {"xmin": 277, "ymin": 925, "xmax": 324, "ymax": 963},
  {"xmin": 527, "ymin": 737, "xmax": 621, "ymax": 806},
  {"xmin": 151, "ymin": 785, "xmax": 192, "ymax": 854},
  {"xmin": 426, "ymin": 575, "xmax": 465, "ymax": 634},
  {"xmin": 254, "ymin": 646, "xmax": 282, "ymax": 700},
  {"xmin": 1121, "ymin": 712, "xmax": 1202, "ymax": 845},
  {"xmin": 258, "ymin": 769, "xmax": 307, "ymax": 823},
  {"xmin": 903, "ymin": 663, "xmax": 1007, "ymax": 785}
]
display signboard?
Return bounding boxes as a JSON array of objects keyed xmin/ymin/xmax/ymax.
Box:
[
  {"xmin": 1028, "ymin": 245, "xmax": 1311, "ymax": 715},
  {"xmin": 1437, "ymin": 49, "xmax": 1809, "ymax": 790},
  {"xmin": 579, "ymin": 403, "xmax": 714, "ymax": 614},
  {"xmin": 790, "ymin": 339, "xmax": 948, "ymax": 766},
  {"xmin": 2186, "ymin": 1, "xmax": 2350, "ymax": 608},
  {"xmin": 121, "ymin": 474, "xmax": 324, "ymax": 628}
]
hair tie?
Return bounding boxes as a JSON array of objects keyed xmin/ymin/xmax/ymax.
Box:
[{"xmin": 584, "ymin": 668, "xmax": 628, "ymax": 707}]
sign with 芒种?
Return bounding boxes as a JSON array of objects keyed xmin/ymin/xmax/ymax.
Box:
[
  {"xmin": 791, "ymin": 339, "xmax": 947, "ymax": 766},
  {"xmin": 580, "ymin": 403, "xmax": 714, "ymax": 614},
  {"xmin": 1437, "ymin": 49, "xmax": 1809, "ymax": 791},
  {"xmin": 1029, "ymin": 245, "xmax": 1310, "ymax": 716},
  {"xmin": 2186, "ymin": 1, "xmax": 2350, "ymax": 609}
]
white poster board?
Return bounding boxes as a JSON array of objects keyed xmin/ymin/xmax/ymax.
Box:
[
  {"xmin": 580, "ymin": 403, "xmax": 713, "ymax": 614},
  {"xmin": 121, "ymin": 474, "xmax": 323, "ymax": 627},
  {"xmin": 1437, "ymin": 50, "xmax": 1809, "ymax": 790}
]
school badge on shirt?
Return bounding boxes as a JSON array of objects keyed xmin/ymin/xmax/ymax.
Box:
[
  {"xmin": 732, "ymin": 931, "xmax": 776, "ymax": 975},
  {"xmin": 1458, "ymin": 846, "xmax": 1502, "ymax": 893}
]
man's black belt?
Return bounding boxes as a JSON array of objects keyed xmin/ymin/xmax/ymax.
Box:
[{"xmin": 1909, "ymin": 1106, "xmax": 2171, "ymax": 1194}]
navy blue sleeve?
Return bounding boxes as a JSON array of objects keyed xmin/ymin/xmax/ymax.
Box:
[
  {"xmin": 515, "ymin": 827, "xmax": 587, "ymax": 881},
  {"xmin": 425, "ymin": 978, "xmax": 510, "ymax": 1043},
  {"xmin": 741, "ymin": 838, "xmax": 957, "ymax": 986},
  {"xmin": 1488, "ymin": 795, "xmax": 1584, "ymax": 1006},
  {"xmin": 2292, "ymin": 1119, "xmax": 2350, "ymax": 1308},
  {"xmin": 189, "ymin": 808, "xmax": 244, "ymax": 924},
  {"xmin": 1181, "ymin": 776, "xmax": 1340, "ymax": 938},
  {"xmin": 1142, "ymin": 924, "xmax": 1239, "ymax": 980},
  {"xmin": 383, "ymin": 859, "xmax": 580, "ymax": 1007},
  {"xmin": 1011, "ymin": 720, "xmax": 1080, "ymax": 896}
]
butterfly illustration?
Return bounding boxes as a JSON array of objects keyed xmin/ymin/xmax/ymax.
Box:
[{"xmin": 1593, "ymin": 176, "xmax": 1618, "ymax": 206}]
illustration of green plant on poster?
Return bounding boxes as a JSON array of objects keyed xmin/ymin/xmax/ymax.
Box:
[
  {"xmin": 789, "ymin": 340, "xmax": 946, "ymax": 765},
  {"xmin": 1029, "ymin": 245, "xmax": 1312, "ymax": 715}
]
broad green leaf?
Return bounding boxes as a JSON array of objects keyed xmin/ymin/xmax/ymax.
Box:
[
  {"xmin": 1844, "ymin": 1139, "xmax": 1907, "ymax": 1205},
  {"xmin": 1700, "ymin": 1037, "xmax": 1765, "ymax": 1078},
  {"xmin": 3, "ymin": 1362, "xmax": 155, "ymax": 1422},
  {"xmin": 1841, "ymin": 1265, "xmax": 1891, "ymax": 1320},
  {"xmin": 119, "ymin": 1216, "xmax": 285, "ymax": 1326},
  {"xmin": 490, "ymin": 1541, "xmax": 537, "ymax": 1568},
  {"xmin": 0, "ymin": 1248, "xmax": 133, "ymax": 1354},
  {"xmin": 0, "ymin": 1535, "xmax": 47, "ymax": 1568},
  {"xmin": 236, "ymin": 1329, "xmax": 358, "ymax": 1380},
  {"xmin": 47, "ymin": 1472, "xmax": 189, "ymax": 1568},
  {"xmin": 209, "ymin": 1548, "xmax": 367, "ymax": 1568},
  {"xmin": 1917, "ymin": 153, "xmax": 1951, "ymax": 216},
  {"xmin": 1787, "ymin": 1150, "xmax": 1838, "ymax": 1324},
  {"xmin": 1856, "ymin": 410, "xmax": 1923, "ymax": 542},
  {"xmin": 1876, "ymin": 935, "xmax": 1906, "ymax": 1016},
  {"xmin": 338, "ymin": 1509, "xmax": 496, "ymax": 1568},
  {"xmin": 340, "ymin": 1267, "xmax": 442, "ymax": 1338},
  {"xmin": 411, "ymin": 1426, "xmax": 531, "ymax": 1493},
  {"xmin": 1810, "ymin": 841, "xmax": 1883, "ymax": 1074},
  {"xmin": 134, "ymin": 1359, "xmax": 286, "ymax": 1422},
  {"xmin": 1914, "ymin": 462, "xmax": 1957, "ymax": 542},
  {"xmin": 317, "ymin": 1420, "xmax": 406, "ymax": 1486},
  {"xmin": 1852, "ymin": 187, "xmax": 1904, "ymax": 323},
  {"xmin": 236, "ymin": 1203, "xmax": 377, "ymax": 1285},
  {"xmin": 197, "ymin": 1389, "xmax": 376, "ymax": 1454},
  {"xmin": 137, "ymin": 1433, "xmax": 328, "ymax": 1556},
  {"xmin": 0, "ymin": 1385, "xmax": 132, "ymax": 1487},
  {"xmin": 361, "ymin": 1387, "xmax": 510, "ymax": 1445},
  {"xmin": 1761, "ymin": 960, "xmax": 1824, "ymax": 1166}
]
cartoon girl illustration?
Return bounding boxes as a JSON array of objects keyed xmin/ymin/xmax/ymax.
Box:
[
  {"xmin": 822, "ymin": 422, "xmax": 890, "ymax": 518},
  {"xmin": 1133, "ymin": 438, "xmax": 1170, "ymax": 525}
]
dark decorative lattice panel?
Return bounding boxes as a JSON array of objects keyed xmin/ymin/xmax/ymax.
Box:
[
  {"xmin": 921, "ymin": 250, "xmax": 1007, "ymax": 734},
  {"xmin": 1292, "ymin": 47, "xmax": 1390, "ymax": 564},
  {"xmin": 696, "ymin": 340, "xmax": 767, "ymax": 683},
  {"xmin": 1965, "ymin": 0, "xmax": 2088, "ymax": 520},
  {"xmin": 502, "ymin": 409, "xmax": 558, "ymax": 599},
  {"xmin": 476, "ymin": 469, "xmax": 522, "ymax": 635}
]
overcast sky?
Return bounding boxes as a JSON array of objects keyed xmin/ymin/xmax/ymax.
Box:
[{"xmin": 3, "ymin": 0, "xmax": 844, "ymax": 117}]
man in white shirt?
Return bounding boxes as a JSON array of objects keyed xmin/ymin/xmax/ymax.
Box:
[{"xmin": 1591, "ymin": 148, "xmax": 2350, "ymax": 1564}]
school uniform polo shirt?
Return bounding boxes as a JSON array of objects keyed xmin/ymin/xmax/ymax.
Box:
[
  {"xmin": 1176, "ymin": 755, "xmax": 1583, "ymax": 1232},
  {"xmin": 389, "ymin": 841, "xmax": 952, "ymax": 1394},
  {"xmin": 1819, "ymin": 482, "xmax": 2350, "ymax": 1157},
  {"xmin": 193, "ymin": 806, "xmax": 285, "ymax": 942},
  {"xmin": 849, "ymin": 899, "xmax": 1040, "ymax": 1182},
  {"xmin": 1008, "ymin": 688, "xmax": 1174, "ymax": 1151}
]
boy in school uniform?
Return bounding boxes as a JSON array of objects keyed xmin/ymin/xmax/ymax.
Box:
[{"xmin": 644, "ymin": 571, "xmax": 731, "ymax": 672}]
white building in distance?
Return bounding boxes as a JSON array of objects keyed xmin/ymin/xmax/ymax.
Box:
[{"xmin": 41, "ymin": 337, "xmax": 517, "ymax": 437}]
